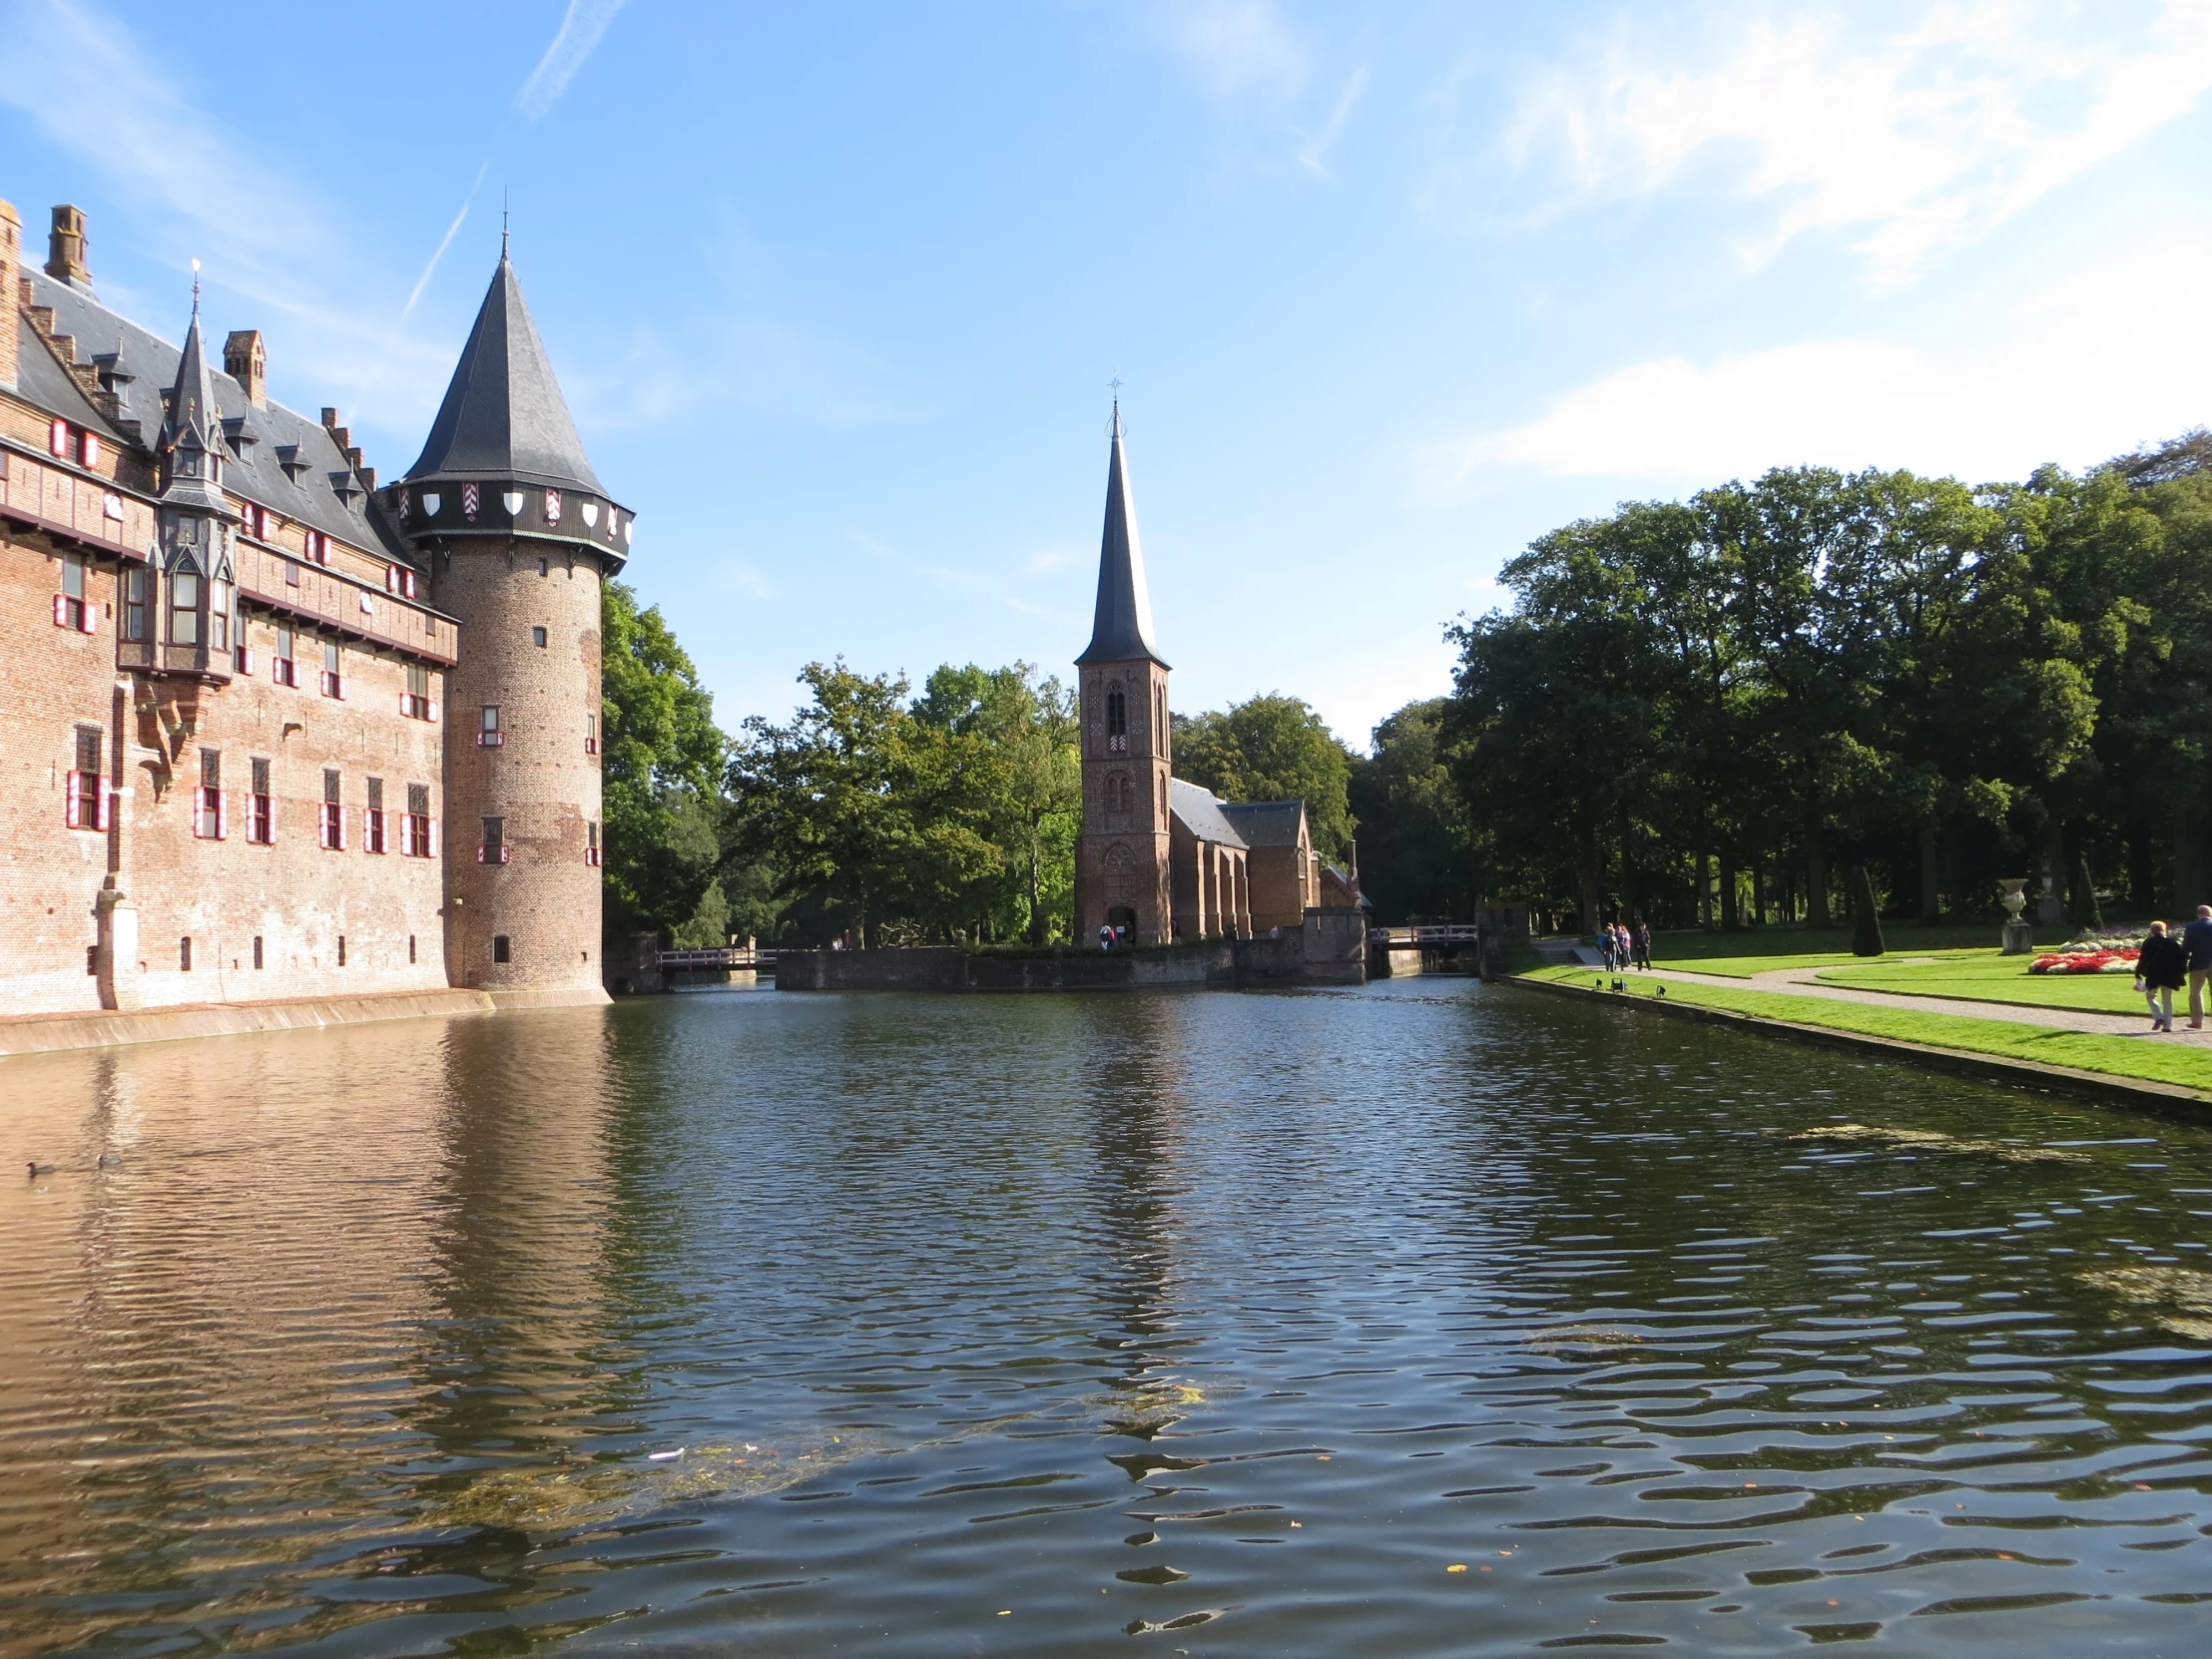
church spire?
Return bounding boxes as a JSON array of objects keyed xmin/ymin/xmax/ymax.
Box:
[{"xmin": 1076, "ymin": 401, "xmax": 1168, "ymax": 668}]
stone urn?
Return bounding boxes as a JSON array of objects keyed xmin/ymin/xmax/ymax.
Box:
[{"xmin": 1999, "ymin": 878, "xmax": 2034, "ymax": 955}]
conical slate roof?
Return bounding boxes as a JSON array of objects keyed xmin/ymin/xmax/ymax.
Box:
[
  {"xmin": 402, "ymin": 253, "xmax": 604, "ymax": 493},
  {"xmin": 1076, "ymin": 404, "xmax": 1168, "ymax": 668}
]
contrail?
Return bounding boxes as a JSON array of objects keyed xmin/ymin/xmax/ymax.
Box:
[{"xmin": 400, "ymin": 159, "xmax": 490, "ymax": 324}]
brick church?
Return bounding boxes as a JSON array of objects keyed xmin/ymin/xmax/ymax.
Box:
[
  {"xmin": 0, "ymin": 198, "xmax": 621, "ymax": 1016},
  {"xmin": 1072, "ymin": 407, "xmax": 1360, "ymax": 944}
]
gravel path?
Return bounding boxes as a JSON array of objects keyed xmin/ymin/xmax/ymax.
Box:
[{"xmin": 1580, "ymin": 962, "xmax": 2212, "ymax": 1045}]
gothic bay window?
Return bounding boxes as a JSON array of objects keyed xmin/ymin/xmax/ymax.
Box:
[
  {"xmin": 478, "ymin": 816, "xmax": 508, "ymax": 864},
  {"xmin": 273, "ymin": 626, "xmax": 297, "ymax": 687},
  {"xmin": 122, "ymin": 567, "xmax": 146, "ymax": 642},
  {"xmin": 64, "ymin": 728, "xmax": 107, "ymax": 831},
  {"xmin": 248, "ymin": 757, "xmax": 276, "ymax": 844},
  {"xmin": 1106, "ymin": 684, "xmax": 1128, "ymax": 753},
  {"xmin": 193, "ymin": 748, "xmax": 227, "ymax": 839},
  {"xmin": 169, "ymin": 561, "xmax": 201, "ymax": 645},
  {"xmin": 401, "ymin": 663, "xmax": 437, "ymax": 721},
  {"xmin": 401, "ymin": 783, "xmax": 436, "ymax": 858},
  {"xmin": 586, "ymin": 821, "xmax": 602, "ymax": 866},
  {"xmin": 53, "ymin": 552, "xmax": 96, "ymax": 633},
  {"xmin": 318, "ymin": 769, "xmax": 345, "ymax": 850},
  {"xmin": 478, "ymin": 705, "xmax": 502, "ymax": 747},
  {"xmin": 319, "ymin": 640, "xmax": 343, "ymax": 699}
]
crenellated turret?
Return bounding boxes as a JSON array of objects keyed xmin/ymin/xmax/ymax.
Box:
[{"xmin": 379, "ymin": 251, "xmax": 621, "ymax": 1003}]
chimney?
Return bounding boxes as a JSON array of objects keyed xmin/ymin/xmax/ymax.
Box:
[
  {"xmin": 224, "ymin": 329, "xmax": 266, "ymax": 404},
  {"xmin": 0, "ymin": 198, "xmax": 18, "ymax": 389},
  {"xmin": 46, "ymin": 203, "xmax": 89, "ymax": 287}
]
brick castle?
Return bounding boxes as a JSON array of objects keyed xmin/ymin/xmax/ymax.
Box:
[{"xmin": 0, "ymin": 199, "xmax": 622, "ymax": 1016}]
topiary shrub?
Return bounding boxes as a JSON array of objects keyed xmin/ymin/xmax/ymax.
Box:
[{"xmin": 1851, "ymin": 864, "xmax": 1886, "ymax": 957}]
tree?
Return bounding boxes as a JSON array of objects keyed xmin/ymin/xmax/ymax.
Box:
[
  {"xmin": 912, "ymin": 664, "xmax": 1082, "ymax": 942},
  {"xmin": 1174, "ymin": 693, "xmax": 1358, "ymax": 855},
  {"xmin": 728, "ymin": 661, "xmax": 919, "ymax": 950},
  {"xmin": 600, "ymin": 580, "xmax": 728, "ymax": 947},
  {"xmin": 1350, "ymin": 699, "xmax": 1476, "ymax": 921},
  {"xmin": 1851, "ymin": 865, "xmax": 1886, "ymax": 956}
]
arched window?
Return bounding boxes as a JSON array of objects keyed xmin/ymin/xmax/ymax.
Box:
[
  {"xmin": 1105, "ymin": 771, "xmax": 1133, "ymax": 828},
  {"xmin": 1106, "ymin": 684, "xmax": 1127, "ymax": 752},
  {"xmin": 169, "ymin": 553, "xmax": 202, "ymax": 646},
  {"xmin": 1103, "ymin": 842, "xmax": 1136, "ymax": 907}
]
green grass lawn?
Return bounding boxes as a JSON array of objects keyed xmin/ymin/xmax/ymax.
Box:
[
  {"xmin": 1521, "ymin": 963, "xmax": 2212, "ymax": 1094},
  {"xmin": 1633, "ymin": 920, "xmax": 2057, "ymax": 964},
  {"xmin": 1813, "ymin": 950, "xmax": 2158, "ymax": 1013}
]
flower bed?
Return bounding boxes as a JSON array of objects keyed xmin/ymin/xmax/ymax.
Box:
[{"xmin": 2029, "ymin": 947, "xmax": 2139, "ymax": 975}]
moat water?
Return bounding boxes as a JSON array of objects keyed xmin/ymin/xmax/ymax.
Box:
[{"xmin": 5, "ymin": 981, "xmax": 2212, "ymax": 1656}]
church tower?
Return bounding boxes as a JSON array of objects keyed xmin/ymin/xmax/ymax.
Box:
[
  {"xmin": 381, "ymin": 251, "xmax": 631, "ymax": 1004},
  {"xmin": 1074, "ymin": 405, "xmax": 1174, "ymax": 944}
]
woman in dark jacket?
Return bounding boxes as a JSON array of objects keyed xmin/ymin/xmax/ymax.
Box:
[{"xmin": 2139, "ymin": 920, "xmax": 2187, "ymax": 1033}]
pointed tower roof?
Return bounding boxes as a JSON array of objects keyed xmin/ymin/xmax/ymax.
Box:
[
  {"xmin": 401, "ymin": 252, "xmax": 604, "ymax": 493},
  {"xmin": 159, "ymin": 276, "xmax": 230, "ymax": 515},
  {"xmin": 1076, "ymin": 404, "xmax": 1168, "ymax": 668}
]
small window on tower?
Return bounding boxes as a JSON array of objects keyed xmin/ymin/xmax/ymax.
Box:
[
  {"xmin": 491, "ymin": 934, "xmax": 511, "ymax": 965},
  {"xmin": 479, "ymin": 705, "xmax": 502, "ymax": 747},
  {"xmin": 532, "ymin": 626, "xmax": 547, "ymax": 648},
  {"xmin": 1106, "ymin": 685, "xmax": 1127, "ymax": 753}
]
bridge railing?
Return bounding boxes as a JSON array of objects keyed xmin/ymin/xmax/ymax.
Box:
[
  {"xmin": 1372, "ymin": 925, "xmax": 1485, "ymax": 947},
  {"xmin": 658, "ymin": 947, "xmax": 779, "ymax": 970}
]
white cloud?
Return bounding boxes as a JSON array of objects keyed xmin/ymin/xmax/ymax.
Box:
[
  {"xmin": 1151, "ymin": 0, "xmax": 1311, "ymax": 105},
  {"xmin": 1462, "ymin": 232, "xmax": 2212, "ymax": 484},
  {"xmin": 0, "ymin": 0, "xmax": 452, "ymax": 430},
  {"xmin": 515, "ymin": 0, "xmax": 627, "ymax": 121},
  {"xmin": 1505, "ymin": 0, "xmax": 2212, "ymax": 281}
]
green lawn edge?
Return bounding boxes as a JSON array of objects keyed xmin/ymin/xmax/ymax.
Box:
[{"xmin": 1519, "ymin": 963, "xmax": 2212, "ymax": 1094}]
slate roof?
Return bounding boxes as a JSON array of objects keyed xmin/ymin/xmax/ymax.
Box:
[
  {"xmin": 1076, "ymin": 404, "xmax": 1168, "ymax": 668},
  {"xmin": 14, "ymin": 311, "xmax": 117, "ymax": 438},
  {"xmin": 1219, "ymin": 800, "xmax": 1309, "ymax": 848},
  {"xmin": 1169, "ymin": 779, "xmax": 1248, "ymax": 849},
  {"xmin": 401, "ymin": 254, "xmax": 604, "ymax": 495},
  {"xmin": 18, "ymin": 266, "xmax": 404, "ymax": 557}
]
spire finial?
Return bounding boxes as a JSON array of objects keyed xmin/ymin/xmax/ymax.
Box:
[
  {"xmin": 191, "ymin": 257, "xmax": 201, "ymax": 314},
  {"xmin": 502, "ymin": 189, "xmax": 510, "ymax": 259},
  {"xmin": 1108, "ymin": 372, "xmax": 1122, "ymax": 433}
]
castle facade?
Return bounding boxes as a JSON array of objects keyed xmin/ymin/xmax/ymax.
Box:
[{"xmin": 0, "ymin": 199, "xmax": 621, "ymax": 1016}]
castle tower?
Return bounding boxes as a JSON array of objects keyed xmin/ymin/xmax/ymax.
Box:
[
  {"xmin": 1074, "ymin": 405, "xmax": 1174, "ymax": 944},
  {"xmin": 381, "ymin": 252, "xmax": 631, "ymax": 1003}
]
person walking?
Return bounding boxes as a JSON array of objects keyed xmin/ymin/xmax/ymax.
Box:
[
  {"xmin": 2186, "ymin": 904, "xmax": 2212, "ymax": 1028},
  {"xmin": 1600, "ymin": 922, "xmax": 1618, "ymax": 972},
  {"xmin": 2138, "ymin": 920, "xmax": 2186, "ymax": 1033},
  {"xmin": 1632, "ymin": 919, "xmax": 1653, "ymax": 971}
]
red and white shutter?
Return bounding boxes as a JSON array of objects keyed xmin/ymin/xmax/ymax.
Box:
[
  {"xmin": 95, "ymin": 786, "xmax": 110, "ymax": 832},
  {"xmin": 216, "ymin": 791, "xmax": 230, "ymax": 840},
  {"xmin": 49, "ymin": 418, "xmax": 68, "ymax": 456},
  {"xmin": 64, "ymin": 773, "xmax": 82, "ymax": 830},
  {"xmin": 426, "ymin": 698, "xmax": 439, "ymax": 723},
  {"xmin": 427, "ymin": 819, "xmax": 440, "ymax": 859},
  {"xmin": 79, "ymin": 599, "xmax": 98, "ymax": 635},
  {"xmin": 337, "ymin": 807, "xmax": 347, "ymax": 850},
  {"xmin": 80, "ymin": 433, "xmax": 100, "ymax": 468},
  {"xmin": 52, "ymin": 593, "xmax": 67, "ymax": 628}
]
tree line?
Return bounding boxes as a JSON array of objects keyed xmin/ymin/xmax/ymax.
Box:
[
  {"xmin": 597, "ymin": 584, "xmax": 1367, "ymax": 950},
  {"xmin": 1361, "ymin": 428, "xmax": 2212, "ymax": 933}
]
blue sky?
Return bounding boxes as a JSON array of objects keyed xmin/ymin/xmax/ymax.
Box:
[{"xmin": 6, "ymin": 1, "xmax": 2211, "ymax": 747}]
